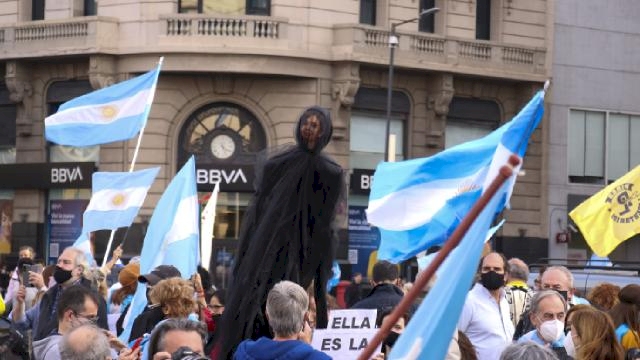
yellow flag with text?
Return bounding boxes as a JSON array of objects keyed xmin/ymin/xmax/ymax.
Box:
[{"xmin": 570, "ymin": 166, "xmax": 640, "ymax": 256}]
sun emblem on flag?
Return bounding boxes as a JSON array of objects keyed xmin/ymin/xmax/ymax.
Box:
[
  {"xmin": 101, "ymin": 105, "xmax": 118, "ymax": 119},
  {"xmin": 111, "ymin": 193, "xmax": 126, "ymax": 207},
  {"xmin": 456, "ymin": 181, "xmax": 480, "ymax": 195}
]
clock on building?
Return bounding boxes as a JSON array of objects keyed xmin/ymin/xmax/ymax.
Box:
[{"xmin": 205, "ymin": 129, "xmax": 241, "ymax": 161}]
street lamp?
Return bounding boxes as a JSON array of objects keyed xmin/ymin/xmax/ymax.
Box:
[{"xmin": 384, "ymin": 7, "xmax": 440, "ymax": 162}]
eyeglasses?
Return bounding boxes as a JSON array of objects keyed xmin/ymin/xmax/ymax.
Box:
[{"xmin": 73, "ymin": 311, "xmax": 99, "ymax": 324}]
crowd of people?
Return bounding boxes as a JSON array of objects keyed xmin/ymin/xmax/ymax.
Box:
[{"xmin": 0, "ymin": 244, "xmax": 639, "ymax": 360}]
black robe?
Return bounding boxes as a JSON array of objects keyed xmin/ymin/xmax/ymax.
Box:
[{"xmin": 217, "ymin": 107, "xmax": 344, "ymax": 359}]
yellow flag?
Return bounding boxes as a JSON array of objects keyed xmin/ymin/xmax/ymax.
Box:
[{"xmin": 569, "ymin": 165, "xmax": 640, "ymax": 256}]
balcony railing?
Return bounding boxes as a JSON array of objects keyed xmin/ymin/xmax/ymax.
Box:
[
  {"xmin": 164, "ymin": 15, "xmax": 283, "ymax": 38},
  {"xmin": 333, "ymin": 24, "xmax": 546, "ymax": 80},
  {"xmin": 0, "ymin": 16, "xmax": 545, "ymax": 80},
  {"xmin": 0, "ymin": 16, "xmax": 118, "ymax": 59}
]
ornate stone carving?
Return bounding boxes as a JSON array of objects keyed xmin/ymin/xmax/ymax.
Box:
[
  {"xmin": 331, "ymin": 79, "xmax": 359, "ymax": 108},
  {"xmin": 426, "ymin": 73, "xmax": 454, "ymax": 148},
  {"xmin": 330, "ymin": 63, "xmax": 360, "ymax": 140},
  {"xmin": 5, "ymin": 61, "xmax": 34, "ymax": 135},
  {"xmin": 88, "ymin": 55, "xmax": 117, "ymax": 90}
]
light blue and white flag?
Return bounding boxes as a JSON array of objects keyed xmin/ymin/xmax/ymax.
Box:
[
  {"xmin": 45, "ymin": 63, "xmax": 161, "ymax": 146},
  {"xmin": 74, "ymin": 167, "xmax": 159, "ymax": 265},
  {"xmin": 119, "ymin": 156, "xmax": 200, "ymax": 343},
  {"xmin": 327, "ymin": 261, "xmax": 341, "ymax": 292},
  {"xmin": 366, "ymin": 90, "xmax": 545, "ymax": 262},
  {"xmin": 389, "ymin": 176, "xmax": 509, "ymax": 360}
]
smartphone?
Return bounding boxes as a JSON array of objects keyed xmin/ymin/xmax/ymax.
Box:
[{"xmin": 21, "ymin": 264, "xmax": 31, "ymax": 286}]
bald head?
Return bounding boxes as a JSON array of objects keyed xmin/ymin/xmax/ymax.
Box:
[
  {"xmin": 507, "ymin": 258, "xmax": 529, "ymax": 282},
  {"xmin": 59, "ymin": 324, "xmax": 111, "ymax": 360}
]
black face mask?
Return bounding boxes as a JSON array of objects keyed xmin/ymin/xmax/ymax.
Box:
[
  {"xmin": 383, "ymin": 331, "xmax": 400, "ymax": 354},
  {"xmin": 53, "ymin": 266, "xmax": 73, "ymax": 285},
  {"xmin": 17, "ymin": 258, "xmax": 34, "ymax": 269},
  {"xmin": 480, "ymin": 271, "xmax": 505, "ymax": 290},
  {"xmin": 557, "ymin": 290, "xmax": 569, "ymax": 302}
]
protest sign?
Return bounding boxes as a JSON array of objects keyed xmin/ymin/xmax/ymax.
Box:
[{"xmin": 312, "ymin": 309, "xmax": 380, "ymax": 359}]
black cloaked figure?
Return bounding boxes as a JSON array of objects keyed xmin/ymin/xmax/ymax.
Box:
[{"xmin": 216, "ymin": 106, "xmax": 345, "ymax": 359}]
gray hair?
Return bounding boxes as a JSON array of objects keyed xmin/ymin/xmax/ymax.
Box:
[
  {"xmin": 508, "ymin": 258, "xmax": 529, "ymax": 282},
  {"xmin": 543, "ymin": 266, "xmax": 574, "ymax": 289},
  {"xmin": 530, "ymin": 290, "xmax": 567, "ymax": 316},
  {"xmin": 64, "ymin": 246, "xmax": 90, "ymax": 277},
  {"xmin": 266, "ymin": 281, "xmax": 308, "ymax": 337},
  {"xmin": 500, "ymin": 342, "xmax": 559, "ymax": 360},
  {"xmin": 148, "ymin": 318, "xmax": 207, "ymax": 356},
  {"xmin": 59, "ymin": 324, "xmax": 111, "ymax": 360}
]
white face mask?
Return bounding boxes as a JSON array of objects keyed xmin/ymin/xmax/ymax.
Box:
[
  {"xmin": 538, "ymin": 319, "xmax": 564, "ymax": 343},
  {"xmin": 563, "ymin": 331, "xmax": 576, "ymax": 357}
]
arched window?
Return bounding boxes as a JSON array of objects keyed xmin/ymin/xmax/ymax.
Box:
[
  {"xmin": 178, "ymin": 102, "xmax": 266, "ymax": 168},
  {"xmin": 178, "ymin": 102, "xmax": 267, "ymax": 288},
  {"xmin": 446, "ymin": 97, "xmax": 501, "ymax": 148}
]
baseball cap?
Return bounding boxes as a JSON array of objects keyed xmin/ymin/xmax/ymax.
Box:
[{"xmin": 138, "ymin": 265, "xmax": 181, "ymax": 286}]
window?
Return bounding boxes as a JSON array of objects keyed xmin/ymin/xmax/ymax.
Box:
[
  {"xmin": 419, "ymin": 0, "xmax": 436, "ymax": 33},
  {"xmin": 84, "ymin": 0, "xmax": 97, "ymax": 16},
  {"xmin": 350, "ymin": 114, "xmax": 404, "ymax": 170},
  {"xmin": 446, "ymin": 97, "xmax": 500, "ymax": 148},
  {"xmin": 178, "ymin": 102, "xmax": 266, "ymax": 167},
  {"xmin": 179, "ymin": 0, "xmax": 270, "ymax": 15},
  {"xmin": 46, "ymin": 81, "xmax": 99, "ymax": 163},
  {"xmin": 360, "ymin": 0, "xmax": 376, "ymax": 25},
  {"xmin": 32, "ymin": 0, "xmax": 44, "ymax": 20},
  {"xmin": 0, "ymin": 83, "xmax": 16, "ymax": 164},
  {"xmin": 568, "ymin": 109, "xmax": 640, "ymax": 184},
  {"xmin": 476, "ymin": 0, "xmax": 491, "ymax": 40},
  {"xmin": 246, "ymin": 0, "xmax": 270, "ymax": 15}
]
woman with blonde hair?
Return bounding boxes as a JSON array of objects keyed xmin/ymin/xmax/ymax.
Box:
[
  {"xmin": 150, "ymin": 277, "xmax": 197, "ymax": 318},
  {"xmin": 565, "ymin": 307, "xmax": 624, "ymax": 360}
]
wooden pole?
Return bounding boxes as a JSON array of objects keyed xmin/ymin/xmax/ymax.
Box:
[{"xmin": 357, "ymin": 154, "xmax": 521, "ymax": 360}]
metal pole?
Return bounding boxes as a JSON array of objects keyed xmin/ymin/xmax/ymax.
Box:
[
  {"xmin": 384, "ymin": 25, "xmax": 397, "ymax": 162},
  {"xmin": 383, "ymin": 7, "xmax": 439, "ymax": 162}
]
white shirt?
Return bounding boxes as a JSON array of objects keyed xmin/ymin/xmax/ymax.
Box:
[{"xmin": 458, "ymin": 283, "xmax": 514, "ymax": 360}]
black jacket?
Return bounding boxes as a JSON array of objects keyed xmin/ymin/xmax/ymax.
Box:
[
  {"xmin": 128, "ymin": 305, "xmax": 165, "ymax": 342},
  {"xmin": 350, "ymin": 283, "xmax": 415, "ymax": 315},
  {"xmin": 33, "ymin": 278, "xmax": 108, "ymax": 341}
]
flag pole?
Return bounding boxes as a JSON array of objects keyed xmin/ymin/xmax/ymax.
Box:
[
  {"xmin": 101, "ymin": 56, "xmax": 164, "ymax": 268},
  {"xmin": 357, "ymin": 154, "xmax": 520, "ymax": 360}
]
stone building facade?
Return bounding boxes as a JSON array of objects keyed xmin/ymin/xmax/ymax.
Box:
[{"xmin": 0, "ymin": 0, "xmax": 551, "ymax": 277}]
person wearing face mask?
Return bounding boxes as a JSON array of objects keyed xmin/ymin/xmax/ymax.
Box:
[
  {"xmin": 458, "ymin": 252, "xmax": 514, "ymax": 360},
  {"xmin": 31, "ymin": 285, "xmax": 100, "ymax": 360},
  {"xmin": 517, "ymin": 290, "xmax": 571, "ymax": 360},
  {"xmin": 4, "ymin": 246, "xmax": 39, "ymax": 306},
  {"xmin": 13, "ymin": 247, "xmax": 109, "ymax": 341},
  {"xmin": 563, "ymin": 306, "xmax": 624, "ymax": 360},
  {"xmin": 514, "ymin": 266, "xmax": 589, "ymax": 341}
]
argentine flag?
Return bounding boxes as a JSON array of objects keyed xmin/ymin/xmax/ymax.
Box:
[
  {"xmin": 45, "ymin": 63, "xmax": 161, "ymax": 147},
  {"xmin": 119, "ymin": 156, "xmax": 200, "ymax": 343},
  {"xmin": 389, "ymin": 175, "xmax": 510, "ymax": 360},
  {"xmin": 74, "ymin": 167, "xmax": 159, "ymax": 265},
  {"xmin": 80, "ymin": 167, "xmax": 160, "ymax": 235},
  {"xmin": 366, "ymin": 90, "xmax": 545, "ymax": 262}
]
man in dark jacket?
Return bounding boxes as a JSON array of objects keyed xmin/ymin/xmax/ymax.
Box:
[
  {"xmin": 351, "ymin": 261, "xmax": 414, "ymax": 315},
  {"xmin": 29, "ymin": 247, "xmax": 108, "ymax": 341}
]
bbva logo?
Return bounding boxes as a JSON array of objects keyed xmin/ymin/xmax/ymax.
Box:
[
  {"xmin": 196, "ymin": 168, "xmax": 248, "ymax": 184},
  {"xmin": 51, "ymin": 166, "xmax": 84, "ymax": 183}
]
